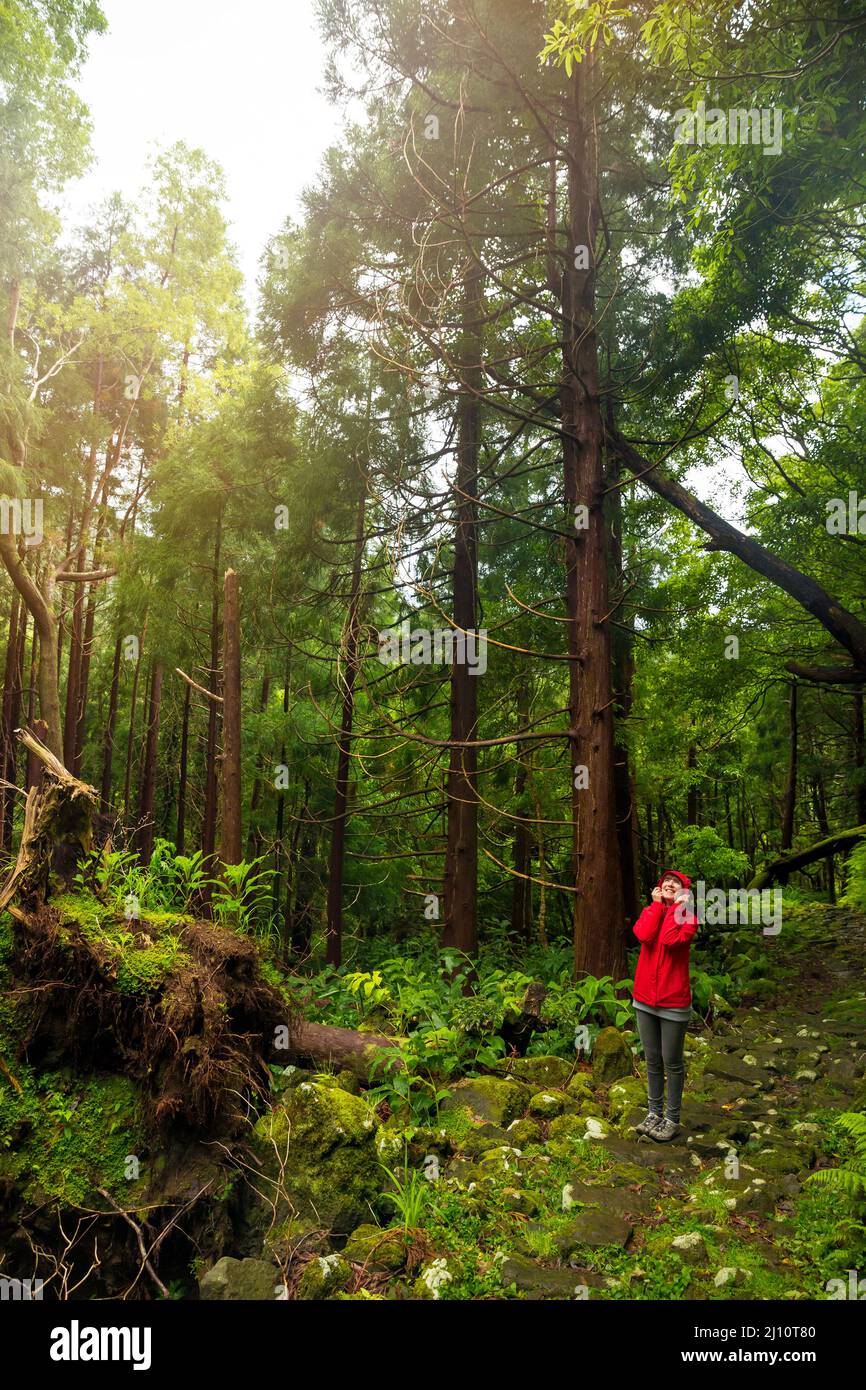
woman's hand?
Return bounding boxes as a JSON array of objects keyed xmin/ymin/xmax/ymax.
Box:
[
  {"xmin": 651, "ymin": 887, "xmax": 663, "ymax": 903},
  {"xmin": 673, "ymin": 889, "xmax": 690, "ymax": 905}
]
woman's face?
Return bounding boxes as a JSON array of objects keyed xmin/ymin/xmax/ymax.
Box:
[{"xmin": 660, "ymin": 875, "xmax": 682, "ymax": 901}]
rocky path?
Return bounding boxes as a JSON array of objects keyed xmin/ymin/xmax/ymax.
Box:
[
  {"xmin": 393, "ymin": 903, "xmax": 866, "ymax": 1300},
  {"xmin": 478, "ymin": 905, "xmax": 866, "ymax": 1300}
]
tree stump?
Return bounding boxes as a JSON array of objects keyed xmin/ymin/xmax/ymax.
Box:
[{"xmin": 0, "ymin": 728, "xmax": 97, "ymax": 916}]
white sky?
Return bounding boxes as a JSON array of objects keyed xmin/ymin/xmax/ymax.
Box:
[
  {"xmin": 54, "ymin": 1, "xmax": 751, "ymax": 527},
  {"xmin": 61, "ymin": 0, "xmax": 341, "ymax": 311}
]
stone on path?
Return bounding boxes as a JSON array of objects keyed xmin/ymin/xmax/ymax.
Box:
[{"xmin": 199, "ymin": 1256, "xmax": 280, "ymax": 1301}]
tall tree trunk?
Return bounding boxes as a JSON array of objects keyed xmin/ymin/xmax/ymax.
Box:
[
  {"xmin": 1, "ymin": 597, "xmax": 26, "ymax": 845},
  {"xmin": 778, "ymin": 682, "xmax": 798, "ymax": 886},
  {"xmin": 63, "ymin": 358, "xmax": 102, "ymax": 772},
  {"xmin": 72, "ymin": 470, "xmax": 113, "ymax": 775},
  {"xmin": 812, "ymin": 772, "xmax": 835, "ymax": 903},
  {"xmin": 289, "ymin": 778, "xmax": 314, "ymax": 961},
  {"xmin": 0, "ymin": 590, "xmax": 22, "ymax": 850},
  {"xmin": 136, "ymin": 661, "xmax": 163, "ymax": 864},
  {"xmin": 442, "ymin": 263, "xmax": 483, "ymax": 957},
  {"xmin": 510, "ymin": 685, "xmax": 533, "ymax": 942},
  {"xmin": 246, "ymin": 674, "xmax": 271, "ymax": 860},
  {"xmin": 273, "ymin": 657, "xmax": 291, "ymax": 911},
  {"xmin": 644, "ymin": 800, "xmax": 656, "ymax": 872},
  {"xmin": 62, "ymin": 554, "xmax": 85, "ymax": 769},
  {"xmin": 657, "ymin": 803, "xmax": 666, "ymax": 877},
  {"xmin": 3, "ymin": 604, "xmax": 27, "ymax": 848},
  {"xmin": 220, "ymin": 568, "xmax": 242, "ymax": 866},
  {"xmin": 25, "ymin": 718, "xmax": 49, "ymax": 791},
  {"xmin": 686, "ymin": 740, "xmax": 698, "ymax": 825},
  {"xmin": 123, "ymin": 620, "xmax": 146, "ymax": 815},
  {"xmin": 724, "ymin": 785, "xmax": 735, "ymax": 847},
  {"xmin": 609, "ymin": 471, "xmax": 640, "ymax": 928},
  {"xmin": 176, "ymin": 680, "xmax": 191, "ymax": 854},
  {"xmin": 325, "ymin": 486, "xmax": 366, "ymax": 967},
  {"xmin": 55, "ymin": 504, "xmax": 75, "ymax": 677},
  {"xmin": 202, "ymin": 512, "xmax": 223, "ymax": 864},
  {"xmin": 0, "ymin": 536, "xmax": 62, "ymax": 757},
  {"xmin": 100, "ymin": 635, "xmax": 123, "ymax": 817},
  {"xmin": 561, "ymin": 61, "xmax": 624, "ymax": 980}
]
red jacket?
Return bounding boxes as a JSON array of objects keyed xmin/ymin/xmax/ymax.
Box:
[{"xmin": 632, "ymin": 870, "xmax": 697, "ymax": 1009}]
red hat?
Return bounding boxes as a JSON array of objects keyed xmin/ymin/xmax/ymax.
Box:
[{"xmin": 657, "ymin": 868, "xmax": 692, "ymax": 889}]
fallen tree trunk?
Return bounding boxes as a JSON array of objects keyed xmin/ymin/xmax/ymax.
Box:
[
  {"xmin": 283, "ymin": 980, "xmax": 550, "ymax": 1079},
  {"xmin": 285, "ymin": 1021, "xmax": 407, "ymax": 1080},
  {"xmin": 748, "ymin": 824, "xmax": 866, "ymax": 889},
  {"xmin": 610, "ymin": 427, "xmax": 866, "ymax": 675}
]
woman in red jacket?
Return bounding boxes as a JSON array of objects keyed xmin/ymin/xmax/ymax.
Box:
[{"xmin": 631, "ymin": 869, "xmax": 698, "ymax": 1143}]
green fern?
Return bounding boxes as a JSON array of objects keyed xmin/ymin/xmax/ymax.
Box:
[{"xmin": 806, "ymin": 1113, "xmax": 866, "ymax": 1200}]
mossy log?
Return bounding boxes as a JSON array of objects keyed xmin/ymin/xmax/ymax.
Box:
[
  {"xmin": 287, "ymin": 1020, "xmax": 407, "ymax": 1078},
  {"xmin": 748, "ymin": 823, "xmax": 866, "ymax": 889}
]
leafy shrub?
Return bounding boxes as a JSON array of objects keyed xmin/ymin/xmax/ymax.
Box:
[
  {"xmin": 841, "ymin": 842, "xmax": 866, "ymax": 912},
  {"xmin": 807, "ymin": 1113, "xmax": 866, "ymax": 1202},
  {"xmin": 669, "ymin": 825, "xmax": 751, "ymax": 886}
]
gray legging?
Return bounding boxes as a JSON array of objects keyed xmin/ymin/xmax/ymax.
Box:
[{"xmin": 635, "ymin": 1010, "xmax": 688, "ymax": 1123}]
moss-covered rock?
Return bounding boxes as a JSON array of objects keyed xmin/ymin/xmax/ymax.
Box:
[
  {"xmin": 592, "ymin": 1028, "xmax": 632, "ymax": 1085},
  {"xmin": 501, "ymin": 1186, "xmax": 542, "ymax": 1216},
  {"xmin": 253, "ymin": 1081, "xmax": 380, "ymax": 1234},
  {"xmin": 556, "ymin": 1206, "xmax": 634, "ymax": 1253},
  {"xmin": 263, "ymin": 1215, "xmax": 324, "ymax": 1265},
  {"xmin": 499, "ymin": 1254, "xmax": 604, "ymax": 1299},
  {"xmin": 671, "ymin": 1232, "xmax": 708, "ymax": 1265},
  {"xmin": 269, "ymin": 1064, "xmax": 309, "ymax": 1094},
  {"xmin": 506, "ymin": 1117, "xmax": 542, "ymax": 1147},
  {"xmin": 477, "ymin": 1144, "xmax": 524, "ymax": 1178},
  {"xmin": 343, "ymin": 1223, "xmax": 406, "ymax": 1270},
  {"xmin": 565, "ymin": 1072, "xmax": 594, "ymax": 1103},
  {"xmin": 528, "ymin": 1091, "xmax": 565, "ymax": 1119},
  {"xmin": 312, "ymin": 1069, "xmax": 361, "ymax": 1095},
  {"xmin": 0, "ymin": 1067, "xmax": 145, "ymax": 1207},
  {"xmin": 607, "ymin": 1076, "xmax": 647, "ymax": 1122},
  {"xmin": 497, "ymin": 1056, "xmax": 573, "ymax": 1089},
  {"xmin": 440, "ymin": 1076, "xmax": 528, "ymax": 1127},
  {"xmin": 296, "ymin": 1253, "xmax": 352, "ymax": 1300},
  {"xmin": 199, "ymin": 1256, "xmax": 279, "ymax": 1301},
  {"xmin": 445, "ymin": 1155, "xmax": 481, "ymax": 1186},
  {"xmin": 548, "ymin": 1114, "xmax": 588, "ymax": 1144},
  {"xmin": 461, "ymin": 1122, "xmax": 510, "ymax": 1158}
]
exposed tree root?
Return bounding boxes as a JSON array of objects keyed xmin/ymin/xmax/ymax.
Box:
[{"xmin": 9, "ymin": 904, "xmax": 292, "ymax": 1137}]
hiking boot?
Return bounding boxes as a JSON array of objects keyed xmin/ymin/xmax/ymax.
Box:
[
  {"xmin": 634, "ymin": 1111, "xmax": 663, "ymax": 1136},
  {"xmin": 652, "ymin": 1117, "xmax": 681, "ymax": 1143}
]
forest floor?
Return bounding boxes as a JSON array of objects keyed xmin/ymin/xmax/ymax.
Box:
[
  {"xmin": 1, "ymin": 900, "xmax": 864, "ymax": 1300},
  {"xmin": 369, "ymin": 902, "xmax": 866, "ymax": 1300}
]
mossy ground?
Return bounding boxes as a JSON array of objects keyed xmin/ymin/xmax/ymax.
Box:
[
  {"xmin": 0, "ymin": 1063, "xmax": 144, "ymax": 1206},
  {"xmin": 49, "ymin": 890, "xmax": 192, "ymax": 995}
]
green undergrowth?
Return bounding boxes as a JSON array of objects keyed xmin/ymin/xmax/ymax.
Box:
[
  {"xmin": 1, "ymin": 912, "xmax": 146, "ymax": 1206},
  {"xmin": 0, "ymin": 1061, "xmax": 144, "ymax": 1207}
]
